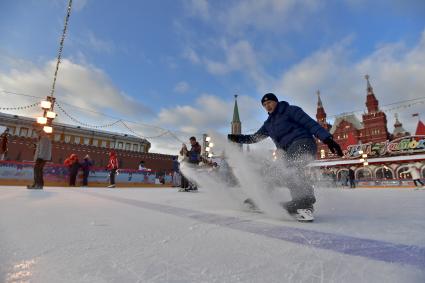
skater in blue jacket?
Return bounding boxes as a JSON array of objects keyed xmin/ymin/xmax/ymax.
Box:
[{"xmin": 228, "ymin": 93, "xmax": 343, "ymax": 222}]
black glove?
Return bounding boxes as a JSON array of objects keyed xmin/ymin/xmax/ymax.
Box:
[
  {"xmin": 323, "ymin": 137, "xmax": 343, "ymax": 157},
  {"xmin": 227, "ymin": 134, "xmax": 242, "ymax": 143}
]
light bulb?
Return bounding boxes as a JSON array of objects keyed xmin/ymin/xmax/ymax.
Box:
[
  {"xmin": 37, "ymin": 117, "xmax": 47, "ymax": 124},
  {"xmin": 43, "ymin": 126, "xmax": 53, "ymax": 133},
  {"xmin": 41, "ymin": 101, "xmax": 52, "ymax": 109},
  {"xmin": 46, "ymin": 111, "xmax": 56, "ymax": 119}
]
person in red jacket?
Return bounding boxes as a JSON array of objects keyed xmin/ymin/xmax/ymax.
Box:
[
  {"xmin": 107, "ymin": 151, "xmax": 119, "ymax": 188},
  {"xmin": 64, "ymin": 153, "xmax": 80, "ymax": 186}
]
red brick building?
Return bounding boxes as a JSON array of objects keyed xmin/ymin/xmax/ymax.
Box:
[
  {"xmin": 0, "ymin": 112, "xmax": 175, "ymax": 172},
  {"xmin": 316, "ymin": 75, "xmax": 396, "ymax": 159},
  {"xmin": 313, "ymin": 75, "xmax": 425, "ymax": 184}
]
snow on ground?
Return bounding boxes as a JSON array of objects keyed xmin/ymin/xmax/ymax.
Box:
[{"xmin": 0, "ymin": 186, "xmax": 424, "ymax": 283}]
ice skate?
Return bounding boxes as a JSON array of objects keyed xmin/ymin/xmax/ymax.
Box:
[
  {"xmin": 243, "ymin": 198, "xmax": 261, "ymax": 212},
  {"xmin": 187, "ymin": 185, "xmax": 198, "ymax": 191},
  {"xmin": 27, "ymin": 185, "xmax": 42, "ymax": 190},
  {"xmin": 294, "ymin": 209, "xmax": 314, "ymax": 222},
  {"xmin": 107, "ymin": 184, "xmax": 116, "ymax": 188}
]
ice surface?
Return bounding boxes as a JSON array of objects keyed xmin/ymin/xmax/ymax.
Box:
[{"xmin": 0, "ymin": 186, "xmax": 424, "ymax": 283}]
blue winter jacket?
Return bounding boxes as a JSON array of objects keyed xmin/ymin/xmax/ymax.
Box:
[{"xmin": 238, "ymin": 101, "xmax": 331, "ymax": 150}]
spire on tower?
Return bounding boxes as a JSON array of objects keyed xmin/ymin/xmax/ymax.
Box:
[
  {"xmin": 317, "ymin": 90, "xmax": 323, "ymax": 108},
  {"xmin": 232, "ymin": 94, "xmax": 241, "ymax": 123},
  {"xmin": 393, "ymin": 113, "xmax": 409, "ymax": 138},
  {"xmin": 364, "ymin": 74, "xmax": 379, "ymax": 113},
  {"xmin": 315, "ymin": 90, "xmax": 330, "ymax": 130},
  {"xmin": 231, "ymin": 94, "xmax": 242, "ymax": 135},
  {"xmin": 365, "ymin": 74, "xmax": 373, "ymax": 94},
  {"xmin": 394, "ymin": 113, "xmax": 401, "ymax": 127}
]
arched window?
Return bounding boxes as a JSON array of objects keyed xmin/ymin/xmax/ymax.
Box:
[
  {"xmin": 375, "ymin": 167, "xmax": 393, "ymax": 179},
  {"xmin": 397, "ymin": 166, "xmax": 411, "ymax": 179},
  {"xmin": 356, "ymin": 168, "xmax": 372, "ymax": 180}
]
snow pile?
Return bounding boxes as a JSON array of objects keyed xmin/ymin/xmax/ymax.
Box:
[{"xmin": 180, "ymin": 133, "xmax": 319, "ymax": 219}]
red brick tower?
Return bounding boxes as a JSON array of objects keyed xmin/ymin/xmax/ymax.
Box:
[
  {"xmin": 360, "ymin": 75, "xmax": 389, "ymax": 143},
  {"xmin": 315, "ymin": 90, "xmax": 332, "ymax": 159},
  {"xmin": 315, "ymin": 90, "xmax": 331, "ymax": 130}
]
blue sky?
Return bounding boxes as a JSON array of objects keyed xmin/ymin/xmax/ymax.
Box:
[{"xmin": 0, "ymin": 0, "xmax": 424, "ymax": 153}]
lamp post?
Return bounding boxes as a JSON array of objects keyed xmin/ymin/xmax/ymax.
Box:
[
  {"xmin": 203, "ymin": 134, "xmax": 214, "ymax": 160},
  {"xmin": 37, "ymin": 96, "xmax": 56, "ymax": 133}
]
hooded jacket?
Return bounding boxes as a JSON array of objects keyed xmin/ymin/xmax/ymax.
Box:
[{"xmin": 236, "ymin": 101, "xmax": 331, "ymax": 150}]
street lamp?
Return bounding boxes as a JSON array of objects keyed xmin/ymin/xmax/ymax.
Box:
[
  {"xmin": 37, "ymin": 96, "xmax": 56, "ymax": 133},
  {"xmin": 203, "ymin": 134, "xmax": 215, "ymax": 160}
]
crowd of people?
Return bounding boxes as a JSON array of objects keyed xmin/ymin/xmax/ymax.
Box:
[{"xmin": 63, "ymin": 154, "xmax": 93, "ymax": 187}]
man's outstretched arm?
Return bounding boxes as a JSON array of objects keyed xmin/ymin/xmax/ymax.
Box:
[{"xmin": 228, "ymin": 125, "xmax": 268, "ymax": 144}]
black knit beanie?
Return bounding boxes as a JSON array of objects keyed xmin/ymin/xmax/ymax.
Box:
[{"xmin": 261, "ymin": 93, "xmax": 278, "ymax": 105}]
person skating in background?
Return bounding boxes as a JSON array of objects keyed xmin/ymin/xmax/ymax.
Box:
[
  {"xmin": 179, "ymin": 136, "xmax": 201, "ymax": 192},
  {"xmin": 138, "ymin": 160, "xmax": 151, "ymax": 171},
  {"xmin": 107, "ymin": 151, "xmax": 119, "ymax": 188},
  {"xmin": 404, "ymin": 164, "xmax": 425, "ymax": 190},
  {"xmin": 228, "ymin": 93, "xmax": 343, "ymax": 222},
  {"xmin": 348, "ymin": 168, "xmax": 356, "ymax": 188},
  {"xmin": 64, "ymin": 154, "xmax": 80, "ymax": 186},
  {"xmin": 138, "ymin": 161, "xmax": 146, "ymax": 170},
  {"xmin": 27, "ymin": 129, "xmax": 52, "ymax": 190},
  {"xmin": 0, "ymin": 128, "xmax": 10, "ymax": 161},
  {"xmin": 81, "ymin": 155, "xmax": 92, "ymax": 187},
  {"xmin": 172, "ymin": 156, "xmax": 181, "ymax": 187},
  {"xmin": 340, "ymin": 170, "xmax": 349, "ymax": 188}
]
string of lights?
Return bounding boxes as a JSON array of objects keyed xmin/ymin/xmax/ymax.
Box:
[
  {"xmin": 54, "ymin": 101, "xmax": 184, "ymax": 141},
  {"xmin": 55, "ymin": 102, "xmax": 123, "ymax": 128},
  {"xmin": 0, "ymin": 102, "xmax": 40, "ymax": 111},
  {"xmin": 49, "ymin": 0, "xmax": 73, "ymax": 100},
  {"xmin": 120, "ymin": 120, "xmax": 171, "ymax": 139}
]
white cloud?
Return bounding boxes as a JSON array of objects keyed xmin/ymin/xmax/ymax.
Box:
[
  {"xmin": 86, "ymin": 32, "xmax": 115, "ymax": 54},
  {"xmin": 183, "ymin": 0, "xmax": 210, "ymax": 20},
  {"xmin": 273, "ymin": 30, "xmax": 425, "ymax": 135},
  {"xmin": 183, "ymin": 48, "xmax": 201, "ymax": 64},
  {"xmin": 174, "ymin": 81, "xmax": 190, "ymax": 93},
  {"xmin": 0, "ymin": 57, "xmax": 152, "ymax": 121},
  {"xmin": 157, "ymin": 93, "xmax": 262, "ymax": 133},
  {"xmin": 73, "ymin": 0, "xmax": 89, "ymax": 11},
  {"xmin": 183, "ymin": 0, "xmax": 320, "ymax": 35},
  {"xmin": 191, "ymin": 40, "xmax": 273, "ymax": 91},
  {"xmin": 70, "ymin": 31, "xmax": 116, "ymax": 54}
]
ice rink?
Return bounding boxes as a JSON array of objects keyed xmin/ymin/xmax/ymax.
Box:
[{"xmin": 1, "ymin": 186, "xmax": 424, "ymax": 283}]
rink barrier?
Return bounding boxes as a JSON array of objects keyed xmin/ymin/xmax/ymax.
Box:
[
  {"xmin": 0, "ymin": 160, "xmax": 172, "ymax": 187},
  {"xmin": 316, "ymin": 178, "xmax": 424, "ymax": 188},
  {"xmin": 84, "ymin": 192, "xmax": 425, "ymax": 270}
]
